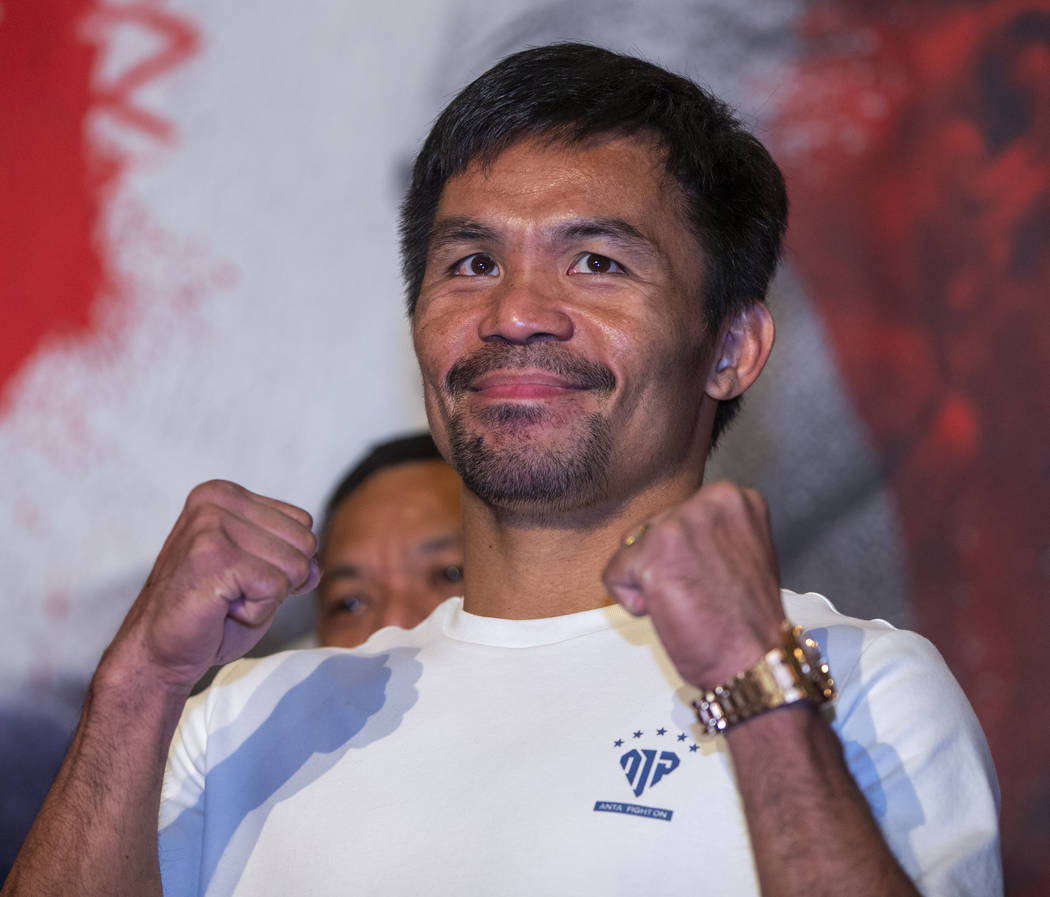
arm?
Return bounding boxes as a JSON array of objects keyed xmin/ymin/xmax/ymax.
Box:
[
  {"xmin": 1, "ymin": 480, "xmax": 319, "ymax": 897},
  {"xmin": 727, "ymin": 704, "xmax": 919, "ymax": 896},
  {"xmin": 2, "ymin": 667, "xmax": 189, "ymax": 895},
  {"xmin": 603, "ymin": 481, "xmax": 921, "ymax": 897}
]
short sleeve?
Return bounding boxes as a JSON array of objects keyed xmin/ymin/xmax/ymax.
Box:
[
  {"xmin": 829, "ymin": 625, "xmax": 1002, "ymax": 897},
  {"xmin": 157, "ymin": 689, "xmax": 209, "ymax": 897}
]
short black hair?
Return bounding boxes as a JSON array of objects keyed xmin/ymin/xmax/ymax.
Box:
[
  {"xmin": 320, "ymin": 432, "xmax": 444, "ymax": 546},
  {"xmin": 399, "ymin": 42, "xmax": 788, "ymax": 443}
]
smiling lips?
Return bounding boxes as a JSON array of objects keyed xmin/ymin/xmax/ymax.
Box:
[
  {"xmin": 444, "ymin": 343, "xmax": 617, "ymax": 398},
  {"xmin": 469, "ymin": 370, "xmax": 588, "ymax": 400}
]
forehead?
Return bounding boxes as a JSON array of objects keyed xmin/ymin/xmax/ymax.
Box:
[
  {"xmin": 325, "ymin": 461, "xmax": 461, "ymax": 549},
  {"xmin": 433, "ymin": 134, "xmax": 694, "ymax": 245}
]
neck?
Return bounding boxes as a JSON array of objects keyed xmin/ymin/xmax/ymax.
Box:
[{"xmin": 459, "ymin": 467, "xmax": 705, "ymax": 619}]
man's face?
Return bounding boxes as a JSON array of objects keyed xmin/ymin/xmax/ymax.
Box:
[
  {"xmin": 412, "ymin": 135, "xmax": 718, "ymax": 517},
  {"xmin": 317, "ymin": 460, "xmax": 463, "ymax": 648}
]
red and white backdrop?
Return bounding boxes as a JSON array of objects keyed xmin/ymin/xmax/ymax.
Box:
[{"xmin": 2, "ymin": 1, "xmax": 1048, "ymax": 891}]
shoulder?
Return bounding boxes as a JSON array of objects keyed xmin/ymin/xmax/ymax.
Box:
[
  {"xmin": 781, "ymin": 591, "xmax": 1002, "ymax": 892},
  {"xmin": 782, "ymin": 589, "xmax": 948, "ymax": 692},
  {"xmin": 782, "ymin": 589, "xmax": 995, "ymax": 787}
]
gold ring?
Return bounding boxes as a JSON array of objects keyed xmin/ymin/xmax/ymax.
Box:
[{"xmin": 623, "ymin": 522, "xmax": 649, "ymax": 547}]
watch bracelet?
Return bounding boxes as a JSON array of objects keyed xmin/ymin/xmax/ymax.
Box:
[{"xmin": 692, "ymin": 624, "xmax": 835, "ymax": 735}]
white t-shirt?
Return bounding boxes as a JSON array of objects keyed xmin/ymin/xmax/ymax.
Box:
[{"xmin": 159, "ymin": 591, "xmax": 1001, "ymax": 897}]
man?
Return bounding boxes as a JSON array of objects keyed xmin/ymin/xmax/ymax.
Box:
[
  {"xmin": 2, "ymin": 44, "xmax": 1000, "ymax": 896},
  {"xmin": 316, "ymin": 432, "xmax": 463, "ymax": 648}
]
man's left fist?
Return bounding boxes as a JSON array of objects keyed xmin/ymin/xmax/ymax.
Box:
[{"xmin": 603, "ymin": 481, "xmax": 787, "ymax": 689}]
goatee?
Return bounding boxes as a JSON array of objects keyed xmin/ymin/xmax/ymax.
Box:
[
  {"xmin": 448, "ymin": 407, "xmax": 613, "ymax": 511},
  {"xmin": 443, "ymin": 343, "xmax": 616, "ymax": 511}
]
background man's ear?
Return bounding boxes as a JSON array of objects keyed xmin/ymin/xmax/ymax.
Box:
[{"xmin": 705, "ymin": 302, "xmax": 775, "ymax": 401}]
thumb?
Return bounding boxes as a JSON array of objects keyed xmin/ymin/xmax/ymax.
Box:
[{"xmin": 602, "ymin": 536, "xmax": 649, "ymax": 617}]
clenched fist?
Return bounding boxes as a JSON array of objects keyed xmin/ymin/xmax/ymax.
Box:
[
  {"xmin": 100, "ymin": 480, "xmax": 320, "ymax": 693},
  {"xmin": 603, "ymin": 481, "xmax": 787, "ymax": 689}
]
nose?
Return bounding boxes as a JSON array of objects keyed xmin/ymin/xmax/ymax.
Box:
[
  {"xmin": 377, "ymin": 587, "xmax": 430, "ymax": 631},
  {"xmin": 478, "ymin": 271, "xmax": 574, "ymax": 345}
]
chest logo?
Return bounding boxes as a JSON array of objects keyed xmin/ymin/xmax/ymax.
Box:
[{"xmin": 620, "ymin": 748, "xmax": 680, "ymax": 797}]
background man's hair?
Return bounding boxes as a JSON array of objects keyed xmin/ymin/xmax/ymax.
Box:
[
  {"xmin": 399, "ymin": 42, "xmax": 789, "ymax": 444},
  {"xmin": 320, "ymin": 431, "xmax": 444, "ymax": 546}
]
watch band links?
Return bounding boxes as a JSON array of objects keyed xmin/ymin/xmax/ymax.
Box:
[{"xmin": 692, "ymin": 624, "xmax": 836, "ymax": 735}]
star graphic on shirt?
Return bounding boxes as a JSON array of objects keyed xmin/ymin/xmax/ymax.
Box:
[
  {"xmin": 633, "ymin": 730, "xmax": 643, "ymax": 739},
  {"xmin": 689, "ymin": 744, "xmax": 699, "ymax": 753},
  {"xmin": 677, "ymin": 733, "xmax": 687, "ymax": 742},
  {"xmin": 656, "ymin": 727, "xmax": 667, "ymax": 735},
  {"xmin": 614, "ymin": 739, "xmax": 624, "ymax": 747}
]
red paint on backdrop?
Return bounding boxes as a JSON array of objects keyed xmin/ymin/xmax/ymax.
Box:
[
  {"xmin": 0, "ymin": 1, "xmax": 199, "ymax": 411},
  {"xmin": 775, "ymin": 2, "xmax": 1050, "ymax": 895},
  {"xmin": 90, "ymin": 3, "xmax": 201, "ymax": 142},
  {"xmin": 0, "ymin": 0, "xmax": 115, "ymax": 406}
]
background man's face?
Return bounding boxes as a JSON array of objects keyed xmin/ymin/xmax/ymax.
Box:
[
  {"xmin": 412, "ymin": 135, "xmax": 719, "ymax": 518},
  {"xmin": 317, "ymin": 460, "xmax": 464, "ymax": 647}
]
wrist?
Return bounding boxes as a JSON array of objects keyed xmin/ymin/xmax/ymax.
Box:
[
  {"xmin": 92, "ymin": 646, "xmax": 197, "ymax": 713},
  {"xmin": 692, "ymin": 623, "xmax": 836, "ymax": 736}
]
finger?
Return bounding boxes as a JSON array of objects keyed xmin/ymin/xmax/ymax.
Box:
[
  {"xmin": 219, "ymin": 512, "xmax": 317, "ymax": 595},
  {"xmin": 232, "ymin": 499, "xmax": 318, "ymax": 560},
  {"xmin": 186, "ymin": 482, "xmax": 318, "ymax": 560},
  {"xmin": 244, "ymin": 491, "xmax": 315, "ymax": 532},
  {"xmin": 294, "ymin": 557, "xmax": 322, "ymax": 596},
  {"xmin": 187, "ymin": 480, "xmax": 315, "ymax": 536},
  {"xmin": 602, "ymin": 526, "xmax": 653, "ymax": 616},
  {"xmin": 217, "ymin": 549, "xmax": 301, "ymax": 623}
]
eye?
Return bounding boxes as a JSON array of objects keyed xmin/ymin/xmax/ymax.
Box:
[
  {"xmin": 433, "ymin": 565, "xmax": 464, "ymax": 586},
  {"xmin": 451, "ymin": 253, "xmax": 500, "ymax": 277},
  {"xmin": 330, "ymin": 595, "xmax": 370, "ymax": 616},
  {"xmin": 568, "ymin": 253, "xmax": 625, "ymax": 275}
]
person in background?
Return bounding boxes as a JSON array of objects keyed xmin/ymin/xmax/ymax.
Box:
[{"xmin": 316, "ymin": 432, "xmax": 463, "ymax": 647}]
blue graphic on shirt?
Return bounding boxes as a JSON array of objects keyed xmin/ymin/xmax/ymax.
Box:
[
  {"xmin": 594, "ymin": 800, "xmax": 673, "ymax": 821},
  {"xmin": 159, "ymin": 648, "xmax": 421, "ymax": 896},
  {"xmin": 813, "ymin": 625, "xmax": 924, "ymax": 875},
  {"xmin": 620, "ymin": 748, "xmax": 680, "ymax": 797}
]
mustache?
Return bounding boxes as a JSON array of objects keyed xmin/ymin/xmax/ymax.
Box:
[{"xmin": 445, "ymin": 343, "xmax": 616, "ymax": 396}]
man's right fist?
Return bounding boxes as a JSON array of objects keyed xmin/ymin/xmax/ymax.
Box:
[{"xmin": 100, "ymin": 480, "xmax": 320, "ymax": 692}]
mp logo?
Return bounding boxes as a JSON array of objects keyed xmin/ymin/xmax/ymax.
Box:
[{"xmin": 620, "ymin": 748, "xmax": 680, "ymax": 797}]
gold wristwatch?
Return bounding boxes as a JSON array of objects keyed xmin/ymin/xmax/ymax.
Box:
[{"xmin": 692, "ymin": 623, "xmax": 836, "ymax": 735}]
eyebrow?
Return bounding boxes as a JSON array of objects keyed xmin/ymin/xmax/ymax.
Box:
[
  {"xmin": 427, "ymin": 217, "xmax": 501, "ymax": 254},
  {"xmin": 554, "ymin": 217, "xmax": 654, "ymax": 251},
  {"xmin": 428, "ymin": 215, "xmax": 660, "ymax": 262},
  {"xmin": 322, "ymin": 564, "xmax": 362, "ymax": 584},
  {"xmin": 418, "ymin": 532, "xmax": 463, "ymax": 554}
]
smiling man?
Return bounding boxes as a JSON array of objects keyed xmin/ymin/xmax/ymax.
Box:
[{"xmin": 2, "ymin": 44, "xmax": 1000, "ymax": 897}]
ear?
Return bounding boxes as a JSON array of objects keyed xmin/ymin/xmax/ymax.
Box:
[{"xmin": 704, "ymin": 302, "xmax": 775, "ymax": 401}]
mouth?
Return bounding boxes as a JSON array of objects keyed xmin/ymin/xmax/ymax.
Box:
[
  {"xmin": 469, "ymin": 369, "xmax": 589, "ymax": 400},
  {"xmin": 445, "ymin": 343, "xmax": 617, "ymax": 399}
]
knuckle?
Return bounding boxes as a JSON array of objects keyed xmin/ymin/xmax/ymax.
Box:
[
  {"xmin": 187, "ymin": 479, "xmax": 239, "ymax": 508},
  {"xmin": 744, "ymin": 487, "xmax": 769, "ymax": 516},
  {"xmin": 184, "ymin": 525, "xmax": 233, "ymax": 569},
  {"xmin": 646, "ymin": 517, "xmax": 683, "ymax": 554},
  {"xmin": 287, "ymin": 553, "xmax": 312, "ymax": 589},
  {"xmin": 709, "ymin": 480, "xmax": 744, "ymax": 506},
  {"xmin": 270, "ymin": 563, "xmax": 297, "ymax": 597},
  {"xmin": 186, "ymin": 502, "xmax": 229, "ymax": 536},
  {"xmin": 301, "ymin": 529, "xmax": 319, "ymax": 557},
  {"xmin": 243, "ymin": 562, "xmax": 288, "ymax": 601}
]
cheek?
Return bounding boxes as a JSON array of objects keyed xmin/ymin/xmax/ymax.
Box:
[{"xmin": 413, "ymin": 312, "xmax": 465, "ymax": 388}]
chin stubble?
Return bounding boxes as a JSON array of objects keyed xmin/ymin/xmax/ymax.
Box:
[
  {"xmin": 443, "ymin": 342, "xmax": 616, "ymax": 510},
  {"xmin": 448, "ymin": 407, "xmax": 613, "ymax": 510}
]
